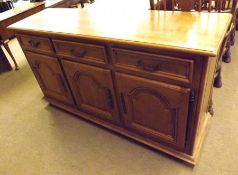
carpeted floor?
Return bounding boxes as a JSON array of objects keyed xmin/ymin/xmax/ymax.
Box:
[{"xmin": 1, "ymin": 27, "xmax": 238, "ymax": 175}]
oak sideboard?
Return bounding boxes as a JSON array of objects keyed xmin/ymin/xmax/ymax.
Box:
[{"xmin": 9, "ymin": 8, "xmax": 232, "ymax": 164}]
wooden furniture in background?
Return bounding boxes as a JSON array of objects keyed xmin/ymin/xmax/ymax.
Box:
[
  {"xmin": 0, "ymin": 45, "xmax": 12, "ymax": 72},
  {"xmin": 9, "ymin": 8, "xmax": 232, "ymax": 164},
  {"xmin": 45, "ymin": 0, "xmax": 82, "ymax": 8},
  {"xmin": 0, "ymin": 1, "xmax": 45, "ymax": 72},
  {"xmin": 78, "ymin": 0, "xmax": 94, "ymax": 8},
  {"xmin": 0, "ymin": 1, "xmax": 19, "ymax": 70},
  {"xmin": 0, "ymin": 1, "xmax": 14, "ymax": 13},
  {"xmin": 0, "ymin": 36, "xmax": 19, "ymax": 70}
]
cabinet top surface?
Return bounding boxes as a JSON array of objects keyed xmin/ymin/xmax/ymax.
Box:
[{"xmin": 9, "ymin": 8, "xmax": 232, "ymax": 56}]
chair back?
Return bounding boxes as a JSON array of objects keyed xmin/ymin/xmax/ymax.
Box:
[
  {"xmin": 0, "ymin": 1, "xmax": 14, "ymax": 13},
  {"xmin": 150, "ymin": 0, "xmax": 237, "ymax": 14}
]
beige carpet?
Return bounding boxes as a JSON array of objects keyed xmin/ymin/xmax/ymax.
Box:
[{"xmin": 0, "ymin": 34, "xmax": 238, "ymax": 174}]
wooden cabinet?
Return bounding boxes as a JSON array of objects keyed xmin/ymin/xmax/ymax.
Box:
[
  {"xmin": 62, "ymin": 60, "xmax": 120, "ymax": 123},
  {"xmin": 15, "ymin": 33, "xmax": 214, "ymax": 165},
  {"xmin": 12, "ymin": 6, "xmax": 230, "ymax": 163},
  {"xmin": 24, "ymin": 51, "xmax": 74, "ymax": 105},
  {"xmin": 116, "ymin": 73, "xmax": 190, "ymax": 148}
]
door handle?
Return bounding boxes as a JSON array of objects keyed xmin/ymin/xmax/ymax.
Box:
[
  {"xmin": 70, "ymin": 49, "xmax": 87, "ymax": 58},
  {"xmin": 32, "ymin": 61, "xmax": 40, "ymax": 69},
  {"xmin": 105, "ymin": 88, "xmax": 114, "ymax": 109},
  {"xmin": 120, "ymin": 93, "xmax": 127, "ymax": 114},
  {"xmin": 137, "ymin": 60, "xmax": 159, "ymax": 72},
  {"xmin": 28, "ymin": 40, "xmax": 41, "ymax": 48}
]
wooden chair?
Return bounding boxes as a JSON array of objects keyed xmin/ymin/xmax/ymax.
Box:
[
  {"xmin": 0, "ymin": 1, "xmax": 19, "ymax": 70},
  {"xmin": 78, "ymin": 0, "xmax": 94, "ymax": 8},
  {"xmin": 149, "ymin": 0, "xmax": 237, "ymax": 88},
  {"xmin": 150, "ymin": 0, "xmax": 237, "ymax": 12},
  {"xmin": 0, "ymin": 37, "xmax": 19, "ymax": 70}
]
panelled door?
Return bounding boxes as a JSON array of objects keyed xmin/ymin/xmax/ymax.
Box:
[
  {"xmin": 25, "ymin": 51, "xmax": 74, "ymax": 105},
  {"xmin": 116, "ymin": 73, "xmax": 191, "ymax": 148},
  {"xmin": 62, "ymin": 60, "xmax": 120, "ymax": 123}
]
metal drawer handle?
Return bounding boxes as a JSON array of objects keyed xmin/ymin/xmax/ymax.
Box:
[
  {"xmin": 120, "ymin": 93, "xmax": 127, "ymax": 114},
  {"xmin": 70, "ymin": 49, "xmax": 87, "ymax": 58},
  {"xmin": 28, "ymin": 40, "xmax": 41, "ymax": 48},
  {"xmin": 105, "ymin": 88, "xmax": 114, "ymax": 109},
  {"xmin": 137, "ymin": 60, "xmax": 159, "ymax": 72},
  {"xmin": 32, "ymin": 61, "xmax": 40, "ymax": 69}
]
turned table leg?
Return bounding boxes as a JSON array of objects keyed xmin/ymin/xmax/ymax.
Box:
[
  {"xmin": 2, "ymin": 40, "xmax": 19, "ymax": 70},
  {"xmin": 214, "ymin": 63, "xmax": 222, "ymax": 88},
  {"xmin": 222, "ymin": 37, "xmax": 231, "ymax": 63},
  {"xmin": 208, "ymin": 98, "xmax": 214, "ymax": 116}
]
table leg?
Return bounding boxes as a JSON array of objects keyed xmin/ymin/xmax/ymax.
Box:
[
  {"xmin": 3, "ymin": 40, "xmax": 19, "ymax": 70},
  {"xmin": 0, "ymin": 46, "xmax": 12, "ymax": 73}
]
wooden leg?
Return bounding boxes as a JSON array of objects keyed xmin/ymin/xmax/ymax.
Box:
[
  {"xmin": 79, "ymin": 1, "xmax": 84, "ymax": 8},
  {"xmin": 230, "ymin": 28, "xmax": 235, "ymax": 46},
  {"xmin": 214, "ymin": 63, "xmax": 222, "ymax": 88},
  {"xmin": 0, "ymin": 46, "xmax": 12, "ymax": 72},
  {"xmin": 236, "ymin": 10, "xmax": 238, "ymax": 31},
  {"xmin": 208, "ymin": 98, "xmax": 214, "ymax": 116},
  {"xmin": 222, "ymin": 39, "xmax": 231, "ymax": 63},
  {"xmin": 2, "ymin": 40, "xmax": 19, "ymax": 70}
]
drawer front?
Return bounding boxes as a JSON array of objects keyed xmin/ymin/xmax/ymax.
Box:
[
  {"xmin": 53, "ymin": 40, "xmax": 107, "ymax": 64},
  {"xmin": 112, "ymin": 48, "xmax": 194, "ymax": 83},
  {"xmin": 18, "ymin": 35, "xmax": 54, "ymax": 53}
]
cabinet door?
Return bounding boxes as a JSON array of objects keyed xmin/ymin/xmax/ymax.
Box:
[
  {"xmin": 62, "ymin": 60, "xmax": 120, "ymax": 123},
  {"xmin": 25, "ymin": 51, "xmax": 74, "ymax": 105},
  {"xmin": 116, "ymin": 73, "xmax": 190, "ymax": 148}
]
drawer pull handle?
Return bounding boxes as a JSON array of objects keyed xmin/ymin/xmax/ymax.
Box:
[
  {"xmin": 32, "ymin": 61, "xmax": 40, "ymax": 69},
  {"xmin": 28, "ymin": 40, "xmax": 41, "ymax": 48},
  {"xmin": 137, "ymin": 60, "xmax": 159, "ymax": 72},
  {"xmin": 105, "ymin": 88, "xmax": 114, "ymax": 109},
  {"xmin": 70, "ymin": 49, "xmax": 87, "ymax": 58}
]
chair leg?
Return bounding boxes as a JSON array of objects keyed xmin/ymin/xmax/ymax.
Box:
[
  {"xmin": 2, "ymin": 40, "xmax": 19, "ymax": 70},
  {"xmin": 214, "ymin": 63, "xmax": 222, "ymax": 88},
  {"xmin": 222, "ymin": 40, "xmax": 231, "ymax": 63},
  {"xmin": 236, "ymin": 10, "xmax": 238, "ymax": 31},
  {"xmin": 208, "ymin": 98, "xmax": 214, "ymax": 116},
  {"xmin": 230, "ymin": 28, "xmax": 235, "ymax": 46}
]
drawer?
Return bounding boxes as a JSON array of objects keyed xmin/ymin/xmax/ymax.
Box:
[
  {"xmin": 18, "ymin": 35, "xmax": 54, "ymax": 53},
  {"xmin": 112, "ymin": 48, "xmax": 194, "ymax": 83},
  {"xmin": 53, "ymin": 40, "xmax": 107, "ymax": 64}
]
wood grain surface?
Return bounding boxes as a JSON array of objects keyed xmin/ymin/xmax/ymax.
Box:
[{"xmin": 9, "ymin": 8, "xmax": 232, "ymax": 56}]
